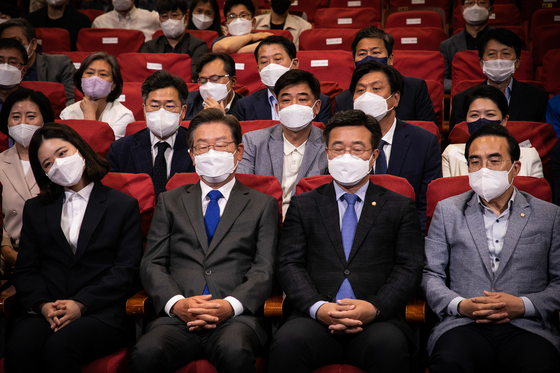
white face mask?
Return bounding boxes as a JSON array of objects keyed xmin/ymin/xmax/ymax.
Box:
[
  {"xmin": 46, "ymin": 150, "xmax": 86, "ymax": 187},
  {"xmin": 145, "ymin": 108, "xmax": 182, "ymax": 139},
  {"xmin": 227, "ymin": 17, "xmax": 252, "ymax": 36},
  {"xmin": 112, "ymin": 0, "xmax": 133, "ymax": 11},
  {"xmin": 278, "ymin": 101, "xmax": 317, "ymax": 132},
  {"xmin": 328, "ymin": 153, "xmax": 372, "ymax": 187},
  {"xmin": 468, "ymin": 164, "xmax": 514, "ymax": 202},
  {"xmin": 482, "ymin": 59, "xmax": 516, "ymax": 83},
  {"xmin": 353, "ymin": 92, "xmax": 394, "ymax": 121},
  {"xmin": 192, "ymin": 13, "xmax": 214, "ymax": 30},
  {"xmin": 0, "ymin": 63, "xmax": 23, "ymax": 88},
  {"xmin": 161, "ymin": 16, "xmax": 186, "ymax": 39},
  {"xmin": 199, "ymin": 81, "xmax": 230, "ymax": 102},
  {"xmin": 463, "ymin": 4, "xmax": 489, "ymax": 25},
  {"xmin": 9, "ymin": 123, "xmax": 41, "ymax": 148},
  {"xmin": 195, "ymin": 149, "xmax": 237, "ymax": 183},
  {"xmin": 259, "ymin": 60, "xmax": 292, "ymax": 88},
  {"xmin": 24, "ymin": 44, "xmax": 34, "ymax": 59}
]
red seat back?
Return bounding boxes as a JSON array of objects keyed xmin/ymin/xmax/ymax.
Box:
[
  {"xmin": 251, "ymin": 29, "xmax": 293, "ymax": 41},
  {"xmin": 289, "ymin": 0, "xmax": 326, "ymax": 22},
  {"xmin": 521, "ymin": 0, "xmax": 560, "ymax": 22},
  {"xmin": 77, "ymin": 9, "xmax": 105, "ymax": 25},
  {"xmin": 50, "ymin": 51, "xmax": 92, "ymax": 70},
  {"xmin": 425, "ymin": 79, "xmax": 443, "ymax": 127},
  {"xmin": 542, "ymin": 48, "xmax": 560, "ymax": 96},
  {"xmin": 299, "ymin": 29, "xmax": 360, "ymax": 51},
  {"xmin": 229, "ymin": 53, "xmax": 263, "ymax": 95},
  {"xmin": 118, "ymin": 53, "xmax": 192, "ymax": 84},
  {"xmin": 20, "ymin": 81, "xmax": 66, "ymax": 119},
  {"xmin": 239, "ymin": 120, "xmax": 325, "ymax": 135},
  {"xmin": 321, "ymin": 81, "xmax": 343, "ymax": 113},
  {"xmin": 408, "ymin": 120, "xmax": 441, "ymax": 145},
  {"xmin": 55, "ymin": 119, "xmax": 115, "ymax": 157},
  {"xmin": 531, "ymin": 24, "xmax": 560, "ymax": 68},
  {"xmin": 315, "ymin": 7, "xmax": 379, "ymax": 28},
  {"xmin": 386, "ymin": 10, "xmax": 443, "ymax": 29},
  {"xmin": 392, "ymin": 50, "xmax": 444, "ymax": 85},
  {"xmin": 152, "ymin": 29, "xmax": 219, "ymax": 50},
  {"xmin": 296, "ymin": 174, "xmax": 416, "ymax": 201},
  {"xmin": 389, "ymin": 0, "xmax": 449, "ymax": 19},
  {"xmin": 385, "ymin": 27, "xmax": 447, "ymax": 51},
  {"xmin": 36, "ymin": 28, "xmax": 71, "ymax": 53},
  {"xmin": 77, "ymin": 28, "xmax": 145, "ymax": 57},
  {"xmin": 329, "ymin": 0, "xmax": 382, "ymax": 15},
  {"xmin": 530, "ymin": 8, "xmax": 560, "ymax": 40},
  {"xmin": 117, "ymin": 82, "xmax": 145, "ymax": 121},
  {"xmin": 297, "ymin": 50, "xmax": 355, "ymax": 91}
]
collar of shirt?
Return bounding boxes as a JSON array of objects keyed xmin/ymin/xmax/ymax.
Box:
[
  {"xmin": 334, "ymin": 180, "xmax": 369, "ymax": 228},
  {"xmin": 224, "ymin": 94, "xmax": 233, "ymax": 113},
  {"xmin": 267, "ymin": 89, "xmax": 280, "ymax": 121},
  {"xmin": 477, "ymin": 187, "xmax": 517, "ymax": 217},
  {"xmin": 283, "ymin": 133, "xmax": 308, "ymax": 155},
  {"xmin": 200, "ymin": 176, "xmax": 236, "ymax": 216},
  {"xmin": 64, "ymin": 181, "xmax": 94, "ymax": 203},
  {"xmin": 486, "ymin": 78, "xmax": 513, "ymax": 104},
  {"xmin": 117, "ymin": 5, "xmax": 137, "ymax": 21},
  {"xmin": 149, "ymin": 130, "xmax": 177, "ymax": 152},
  {"xmin": 465, "ymin": 24, "xmax": 489, "ymax": 45},
  {"xmin": 381, "ymin": 117, "xmax": 397, "ymax": 146}
]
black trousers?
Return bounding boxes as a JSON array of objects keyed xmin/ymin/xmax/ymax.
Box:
[
  {"xmin": 129, "ymin": 318, "xmax": 261, "ymax": 373},
  {"xmin": 4, "ymin": 314, "xmax": 125, "ymax": 373},
  {"xmin": 268, "ymin": 315, "xmax": 410, "ymax": 373},
  {"xmin": 429, "ymin": 323, "xmax": 560, "ymax": 373}
]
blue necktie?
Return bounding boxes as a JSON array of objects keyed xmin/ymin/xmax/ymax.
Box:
[
  {"xmin": 375, "ymin": 140, "xmax": 387, "ymax": 174},
  {"xmin": 203, "ymin": 190, "xmax": 222, "ymax": 295},
  {"xmin": 336, "ymin": 193, "xmax": 358, "ymax": 301}
]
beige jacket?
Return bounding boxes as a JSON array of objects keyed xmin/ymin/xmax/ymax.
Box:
[{"xmin": 254, "ymin": 13, "xmax": 312, "ymax": 50}]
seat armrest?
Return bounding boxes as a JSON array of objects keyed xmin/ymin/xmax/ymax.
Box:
[
  {"xmin": 405, "ymin": 298, "xmax": 425, "ymax": 323},
  {"xmin": 126, "ymin": 289, "xmax": 150, "ymax": 317},
  {"xmin": 264, "ymin": 294, "xmax": 284, "ymax": 318}
]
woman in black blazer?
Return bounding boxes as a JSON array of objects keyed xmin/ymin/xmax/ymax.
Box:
[{"xmin": 4, "ymin": 122, "xmax": 143, "ymax": 373}]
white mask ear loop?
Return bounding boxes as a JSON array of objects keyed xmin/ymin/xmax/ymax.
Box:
[{"xmin": 385, "ymin": 93, "xmax": 394, "ymax": 112}]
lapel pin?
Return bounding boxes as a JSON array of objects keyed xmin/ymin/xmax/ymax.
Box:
[
  {"xmin": 372, "ymin": 202, "xmax": 377, "ymax": 206},
  {"xmin": 520, "ymin": 213, "xmax": 525, "ymax": 217}
]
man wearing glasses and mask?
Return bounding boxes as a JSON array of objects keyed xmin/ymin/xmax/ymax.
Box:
[
  {"xmin": 0, "ymin": 38, "xmax": 26, "ymax": 113},
  {"xmin": 129, "ymin": 108, "xmax": 278, "ymax": 373}
]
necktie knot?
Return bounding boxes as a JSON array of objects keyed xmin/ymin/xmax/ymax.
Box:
[
  {"xmin": 343, "ymin": 193, "xmax": 359, "ymax": 206},
  {"xmin": 378, "ymin": 139, "xmax": 387, "ymax": 150},
  {"xmin": 208, "ymin": 190, "xmax": 223, "ymax": 202},
  {"xmin": 156, "ymin": 141, "xmax": 170, "ymax": 153}
]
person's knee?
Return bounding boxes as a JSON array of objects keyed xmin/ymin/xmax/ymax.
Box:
[{"xmin": 129, "ymin": 335, "xmax": 168, "ymax": 371}]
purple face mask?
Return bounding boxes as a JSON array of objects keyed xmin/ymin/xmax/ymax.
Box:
[{"xmin": 81, "ymin": 76, "xmax": 113, "ymax": 100}]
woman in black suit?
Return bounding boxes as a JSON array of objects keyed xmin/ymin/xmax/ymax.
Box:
[{"xmin": 4, "ymin": 122, "xmax": 143, "ymax": 373}]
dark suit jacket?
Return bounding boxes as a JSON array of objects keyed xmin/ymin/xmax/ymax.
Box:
[
  {"xmin": 277, "ymin": 181, "xmax": 424, "ymax": 340},
  {"xmin": 372, "ymin": 119, "xmax": 442, "ymax": 231},
  {"xmin": 106, "ymin": 127, "xmax": 195, "ymax": 177},
  {"xmin": 232, "ymin": 88, "xmax": 333, "ymax": 124},
  {"xmin": 334, "ymin": 75, "xmax": 438, "ymax": 125},
  {"xmin": 12, "ymin": 182, "xmax": 143, "ymax": 331},
  {"xmin": 449, "ymin": 79, "xmax": 549, "ymax": 130},
  {"xmin": 140, "ymin": 179, "xmax": 279, "ymax": 344},
  {"xmin": 35, "ymin": 52, "xmax": 76, "ymax": 104},
  {"xmin": 552, "ymin": 140, "xmax": 560, "ymax": 206},
  {"xmin": 184, "ymin": 91, "xmax": 244, "ymax": 120}
]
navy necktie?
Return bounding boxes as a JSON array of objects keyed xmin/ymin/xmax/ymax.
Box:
[
  {"xmin": 153, "ymin": 141, "xmax": 170, "ymax": 199},
  {"xmin": 375, "ymin": 140, "xmax": 387, "ymax": 174},
  {"xmin": 202, "ymin": 190, "xmax": 222, "ymax": 295},
  {"xmin": 336, "ymin": 193, "xmax": 358, "ymax": 301}
]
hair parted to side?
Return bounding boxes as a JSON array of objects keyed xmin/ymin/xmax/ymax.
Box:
[
  {"xmin": 323, "ymin": 109, "xmax": 382, "ymax": 150},
  {"xmin": 0, "ymin": 88, "xmax": 54, "ymax": 136},
  {"xmin": 74, "ymin": 52, "xmax": 123, "ymax": 102},
  {"xmin": 141, "ymin": 70, "xmax": 189, "ymax": 104},
  {"xmin": 187, "ymin": 108, "xmax": 242, "ymax": 148},
  {"xmin": 464, "ymin": 123, "xmax": 520, "ymax": 162}
]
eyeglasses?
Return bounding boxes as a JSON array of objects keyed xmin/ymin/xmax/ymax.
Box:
[
  {"xmin": 0, "ymin": 58, "xmax": 23, "ymax": 68},
  {"xmin": 464, "ymin": 0, "xmax": 490, "ymax": 7},
  {"xmin": 226, "ymin": 12, "xmax": 251, "ymax": 22},
  {"xmin": 145, "ymin": 103, "xmax": 181, "ymax": 111},
  {"xmin": 327, "ymin": 148, "xmax": 372, "ymax": 157},
  {"xmin": 198, "ymin": 74, "xmax": 229, "ymax": 84},
  {"xmin": 193, "ymin": 141, "xmax": 235, "ymax": 154},
  {"xmin": 467, "ymin": 158, "xmax": 511, "ymax": 171}
]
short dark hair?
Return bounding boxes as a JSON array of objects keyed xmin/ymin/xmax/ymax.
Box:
[
  {"xmin": 323, "ymin": 110, "xmax": 382, "ymax": 150},
  {"xmin": 0, "ymin": 2, "xmax": 20, "ymax": 19},
  {"xmin": 187, "ymin": 108, "xmax": 242, "ymax": 148},
  {"xmin": 29, "ymin": 122, "xmax": 110, "ymax": 204},
  {"xmin": 196, "ymin": 52, "xmax": 236, "ymax": 77},
  {"xmin": 254, "ymin": 35, "xmax": 296, "ymax": 63},
  {"xmin": 351, "ymin": 26, "xmax": 394, "ymax": 59},
  {"xmin": 0, "ymin": 37, "xmax": 27, "ymax": 65},
  {"xmin": 464, "ymin": 123, "xmax": 520, "ymax": 162},
  {"xmin": 463, "ymin": 0, "xmax": 494, "ymax": 5},
  {"xmin": 0, "ymin": 18, "xmax": 36, "ymax": 44},
  {"xmin": 350, "ymin": 60, "xmax": 403, "ymax": 96},
  {"xmin": 141, "ymin": 70, "xmax": 189, "ymax": 104},
  {"xmin": 187, "ymin": 0, "xmax": 224, "ymax": 36},
  {"xmin": 0, "ymin": 88, "xmax": 54, "ymax": 136},
  {"xmin": 463, "ymin": 85, "xmax": 509, "ymax": 119},
  {"xmin": 274, "ymin": 69, "xmax": 320, "ymax": 101},
  {"xmin": 156, "ymin": 0, "xmax": 188, "ymax": 14},
  {"xmin": 478, "ymin": 27, "xmax": 521, "ymax": 60},
  {"xmin": 223, "ymin": 0, "xmax": 254, "ymax": 18},
  {"xmin": 74, "ymin": 52, "xmax": 123, "ymax": 102}
]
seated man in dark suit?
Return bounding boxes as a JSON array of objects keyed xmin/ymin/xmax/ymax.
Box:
[
  {"xmin": 553, "ymin": 140, "xmax": 560, "ymax": 206},
  {"xmin": 352, "ymin": 61, "xmax": 442, "ymax": 231},
  {"xmin": 238, "ymin": 69, "xmax": 327, "ymax": 216},
  {"xmin": 129, "ymin": 108, "xmax": 279, "ymax": 373},
  {"xmin": 232, "ymin": 35, "xmax": 332, "ymax": 123},
  {"xmin": 185, "ymin": 52, "xmax": 244, "ymax": 120},
  {"xmin": 106, "ymin": 70, "xmax": 195, "ymax": 199},
  {"xmin": 269, "ymin": 109, "xmax": 424, "ymax": 373},
  {"xmin": 450, "ymin": 28, "xmax": 549, "ymax": 129},
  {"xmin": 0, "ymin": 19, "xmax": 76, "ymax": 104},
  {"xmin": 423, "ymin": 124, "xmax": 560, "ymax": 372},
  {"xmin": 440, "ymin": 0, "xmax": 495, "ymax": 92},
  {"xmin": 334, "ymin": 26, "xmax": 438, "ymax": 125},
  {"xmin": 141, "ymin": 0, "xmax": 208, "ymax": 82}
]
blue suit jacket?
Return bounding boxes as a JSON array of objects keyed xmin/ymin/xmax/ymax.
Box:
[
  {"xmin": 232, "ymin": 88, "xmax": 333, "ymax": 124},
  {"xmin": 371, "ymin": 119, "xmax": 442, "ymax": 231},
  {"xmin": 106, "ymin": 127, "xmax": 195, "ymax": 177}
]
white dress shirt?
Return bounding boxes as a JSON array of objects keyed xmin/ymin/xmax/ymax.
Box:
[
  {"xmin": 373, "ymin": 117, "xmax": 396, "ymax": 173},
  {"xmin": 281, "ymin": 134, "xmax": 307, "ymax": 216},
  {"xmin": 164, "ymin": 177, "xmax": 245, "ymax": 317},
  {"xmin": 91, "ymin": 6, "xmax": 161, "ymax": 41},
  {"xmin": 149, "ymin": 131, "xmax": 176, "ymax": 178},
  {"xmin": 20, "ymin": 160, "xmax": 30, "ymax": 176},
  {"xmin": 61, "ymin": 182, "xmax": 94, "ymax": 253}
]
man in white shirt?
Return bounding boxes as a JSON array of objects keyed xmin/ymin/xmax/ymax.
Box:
[
  {"xmin": 92, "ymin": 0, "xmax": 160, "ymax": 41},
  {"xmin": 237, "ymin": 69, "xmax": 326, "ymax": 216},
  {"xmin": 129, "ymin": 108, "xmax": 279, "ymax": 373}
]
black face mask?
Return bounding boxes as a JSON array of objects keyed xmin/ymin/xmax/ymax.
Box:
[{"xmin": 271, "ymin": 0, "xmax": 291, "ymax": 15}]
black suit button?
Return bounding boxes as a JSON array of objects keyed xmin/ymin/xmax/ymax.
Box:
[
  {"xmin": 344, "ymin": 269, "xmax": 350, "ymax": 276},
  {"xmin": 205, "ymin": 270, "xmax": 212, "ymax": 275},
  {"xmin": 70, "ymin": 269, "xmax": 76, "ymax": 275}
]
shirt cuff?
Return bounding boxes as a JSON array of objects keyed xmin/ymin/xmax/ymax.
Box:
[
  {"xmin": 224, "ymin": 296, "xmax": 244, "ymax": 317},
  {"xmin": 521, "ymin": 296, "xmax": 536, "ymax": 317},
  {"xmin": 165, "ymin": 295, "xmax": 185, "ymax": 316},
  {"xmin": 308, "ymin": 301, "xmax": 329, "ymax": 320},
  {"xmin": 447, "ymin": 296, "xmax": 466, "ymax": 316}
]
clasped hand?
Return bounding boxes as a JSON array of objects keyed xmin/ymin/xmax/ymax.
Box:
[
  {"xmin": 317, "ymin": 299, "xmax": 377, "ymax": 335},
  {"xmin": 171, "ymin": 295, "xmax": 233, "ymax": 332},
  {"xmin": 458, "ymin": 290, "xmax": 525, "ymax": 324},
  {"xmin": 41, "ymin": 300, "xmax": 86, "ymax": 332}
]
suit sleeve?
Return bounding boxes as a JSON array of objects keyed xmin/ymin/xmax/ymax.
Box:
[
  {"xmin": 418, "ymin": 133, "xmax": 442, "ymax": 232},
  {"xmin": 237, "ymin": 132, "xmax": 256, "ymax": 174},
  {"xmin": 414, "ymin": 79, "xmax": 438, "ymax": 125},
  {"xmin": 231, "ymin": 96, "xmax": 247, "ymax": 121},
  {"xmin": 58, "ymin": 55, "xmax": 76, "ymax": 105},
  {"xmin": 316, "ymin": 94, "xmax": 333, "ymax": 124},
  {"xmin": 440, "ymin": 42, "xmax": 452, "ymax": 93},
  {"xmin": 140, "ymin": 40, "xmax": 155, "ymax": 53},
  {"xmin": 536, "ymin": 89, "xmax": 549, "ymax": 123},
  {"xmin": 449, "ymin": 94, "xmax": 464, "ymax": 130},
  {"xmin": 106, "ymin": 141, "xmax": 121, "ymax": 172}
]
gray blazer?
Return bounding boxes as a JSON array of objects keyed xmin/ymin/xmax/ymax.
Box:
[
  {"xmin": 140, "ymin": 179, "xmax": 279, "ymax": 344},
  {"xmin": 36, "ymin": 52, "xmax": 76, "ymax": 104},
  {"xmin": 237, "ymin": 123, "xmax": 327, "ymax": 193},
  {"xmin": 422, "ymin": 189, "xmax": 560, "ymax": 355}
]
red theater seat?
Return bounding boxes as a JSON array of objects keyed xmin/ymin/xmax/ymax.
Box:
[
  {"xmin": 229, "ymin": 53, "xmax": 263, "ymax": 94},
  {"xmin": 542, "ymin": 48, "xmax": 560, "ymax": 96},
  {"xmin": 20, "ymin": 81, "xmax": 66, "ymax": 119},
  {"xmin": 330, "ymin": 0, "xmax": 382, "ymax": 20},
  {"xmin": 385, "ymin": 10, "xmax": 444, "ymax": 29},
  {"xmin": 297, "ymin": 50, "xmax": 355, "ymax": 91},
  {"xmin": 36, "ymin": 27, "xmax": 70, "ymax": 53},
  {"xmin": 77, "ymin": 28, "xmax": 145, "ymax": 57},
  {"xmin": 299, "ymin": 29, "xmax": 360, "ymax": 51},
  {"xmin": 117, "ymin": 82, "xmax": 145, "ymax": 121},
  {"xmin": 425, "ymin": 79, "xmax": 444, "ymax": 127},
  {"xmin": 151, "ymin": 29, "xmax": 220, "ymax": 50},
  {"xmin": 385, "ymin": 27, "xmax": 447, "ymax": 51},
  {"xmin": 392, "ymin": 50, "xmax": 444, "ymax": 85},
  {"xmin": 314, "ymin": 7, "xmax": 378, "ymax": 29},
  {"xmin": 530, "ymin": 8, "xmax": 560, "ymax": 41},
  {"xmin": 118, "ymin": 53, "xmax": 192, "ymax": 84},
  {"xmin": 289, "ymin": 0, "xmax": 326, "ymax": 22},
  {"xmin": 55, "ymin": 119, "xmax": 115, "ymax": 158}
]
